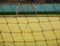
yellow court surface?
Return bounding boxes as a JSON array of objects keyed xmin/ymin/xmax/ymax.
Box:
[{"xmin": 0, "ymin": 14, "xmax": 60, "ymax": 46}]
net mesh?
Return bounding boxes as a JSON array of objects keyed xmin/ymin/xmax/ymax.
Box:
[
  {"xmin": 0, "ymin": 1, "xmax": 60, "ymax": 45},
  {"xmin": 0, "ymin": 14, "xmax": 60, "ymax": 46}
]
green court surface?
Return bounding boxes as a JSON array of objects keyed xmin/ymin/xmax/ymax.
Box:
[
  {"xmin": 0, "ymin": 4, "xmax": 60, "ymax": 13},
  {"xmin": 0, "ymin": 14, "xmax": 60, "ymax": 46}
]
